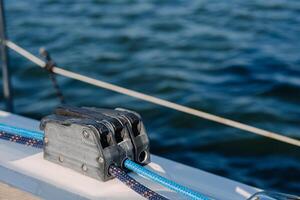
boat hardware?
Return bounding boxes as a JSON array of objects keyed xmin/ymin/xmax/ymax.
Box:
[
  {"xmin": 54, "ymin": 105, "xmax": 151, "ymax": 165},
  {"xmin": 0, "ymin": 120, "xmax": 212, "ymax": 200},
  {"xmin": 1, "ymin": 121, "xmax": 299, "ymax": 200},
  {"xmin": 40, "ymin": 105, "xmax": 150, "ymax": 181}
]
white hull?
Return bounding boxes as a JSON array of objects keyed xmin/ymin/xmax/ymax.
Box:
[{"xmin": 0, "ymin": 110, "xmax": 259, "ymax": 200}]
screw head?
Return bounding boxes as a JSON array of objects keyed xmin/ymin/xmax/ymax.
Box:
[
  {"xmin": 44, "ymin": 137, "xmax": 49, "ymax": 145},
  {"xmin": 83, "ymin": 130, "xmax": 90, "ymax": 138},
  {"xmin": 59, "ymin": 155, "xmax": 64, "ymax": 162},
  {"xmin": 98, "ymin": 157, "xmax": 104, "ymax": 163},
  {"xmin": 82, "ymin": 164, "xmax": 88, "ymax": 172}
]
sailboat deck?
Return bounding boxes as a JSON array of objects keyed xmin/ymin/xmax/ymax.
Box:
[{"xmin": 0, "ymin": 110, "xmax": 259, "ymax": 200}]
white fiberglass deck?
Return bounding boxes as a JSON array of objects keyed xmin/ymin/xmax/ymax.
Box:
[{"xmin": 0, "ymin": 111, "xmax": 259, "ymax": 200}]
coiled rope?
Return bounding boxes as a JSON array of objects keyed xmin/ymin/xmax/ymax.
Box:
[{"xmin": 5, "ymin": 40, "xmax": 300, "ymax": 147}]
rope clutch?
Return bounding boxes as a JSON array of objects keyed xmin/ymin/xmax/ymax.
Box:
[{"xmin": 40, "ymin": 105, "xmax": 150, "ymax": 181}]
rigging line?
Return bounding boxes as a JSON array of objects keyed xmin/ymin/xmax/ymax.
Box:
[
  {"xmin": 124, "ymin": 159, "xmax": 212, "ymax": 200},
  {"xmin": 0, "ymin": 125, "xmax": 168, "ymax": 200},
  {"xmin": 109, "ymin": 165, "xmax": 169, "ymax": 200},
  {"xmin": 5, "ymin": 40, "xmax": 300, "ymax": 147},
  {"xmin": 40, "ymin": 47, "xmax": 66, "ymax": 104}
]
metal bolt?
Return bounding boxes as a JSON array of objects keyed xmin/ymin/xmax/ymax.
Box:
[
  {"xmin": 98, "ymin": 157, "xmax": 104, "ymax": 163},
  {"xmin": 59, "ymin": 155, "xmax": 64, "ymax": 162},
  {"xmin": 44, "ymin": 137, "xmax": 49, "ymax": 145},
  {"xmin": 83, "ymin": 130, "xmax": 90, "ymax": 138},
  {"xmin": 82, "ymin": 164, "xmax": 88, "ymax": 172}
]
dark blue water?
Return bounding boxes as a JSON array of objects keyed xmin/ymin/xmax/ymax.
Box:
[{"xmin": 1, "ymin": 0, "xmax": 300, "ymax": 195}]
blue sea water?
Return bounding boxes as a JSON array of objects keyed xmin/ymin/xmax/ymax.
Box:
[{"xmin": 1, "ymin": 0, "xmax": 300, "ymax": 195}]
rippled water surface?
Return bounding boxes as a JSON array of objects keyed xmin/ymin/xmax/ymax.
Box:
[{"xmin": 1, "ymin": 0, "xmax": 300, "ymax": 195}]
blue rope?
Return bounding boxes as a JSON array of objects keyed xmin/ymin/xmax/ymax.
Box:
[
  {"xmin": 109, "ymin": 165, "xmax": 169, "ymax": 200},
  {"xmin": 0, "ymin": 123, "xmax": 43, "ymax": 140},
  {"xmin": 0, "ymin": 130, "xmax": 43, "ymax": 148},
  {"xmin": 0, "ymin": 122, "xmax": 168, "ymax": 199},
  {"xmin": 124, "ymin": 159, "xmax": 212, "ymax": 200},
  {"xmin": 0, "ymin": 123, "xmax": 211, "ymax": 200}
]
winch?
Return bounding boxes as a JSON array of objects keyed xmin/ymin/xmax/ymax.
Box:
[{"xmin": 40, "ymin": 105, "xmax": 150, "ymax": 181}]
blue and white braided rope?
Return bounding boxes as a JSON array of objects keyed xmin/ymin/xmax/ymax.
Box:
[
  {"xmin": 109, "ymin": 165, "xmax": 168, "ymax": 200},
  {"xmin": 0, "ymin": 123, "xmax": 169, "ymax": 200},
  {"xmin": 0, "ymin": 130, "xmax": 43, "ymax": 148}
]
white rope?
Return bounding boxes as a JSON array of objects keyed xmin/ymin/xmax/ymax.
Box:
[
  {"xmin": 6, "ymin": 41, "xmax": 45, "ymax": 67},
  {"xmin": 5, "ymin": 40, "xmax": 300, "ymax": 147}
]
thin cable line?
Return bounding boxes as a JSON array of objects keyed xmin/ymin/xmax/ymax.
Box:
[{"xmin": 5, "ymin": 40, "xmax": 300, "ymax": 147}]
